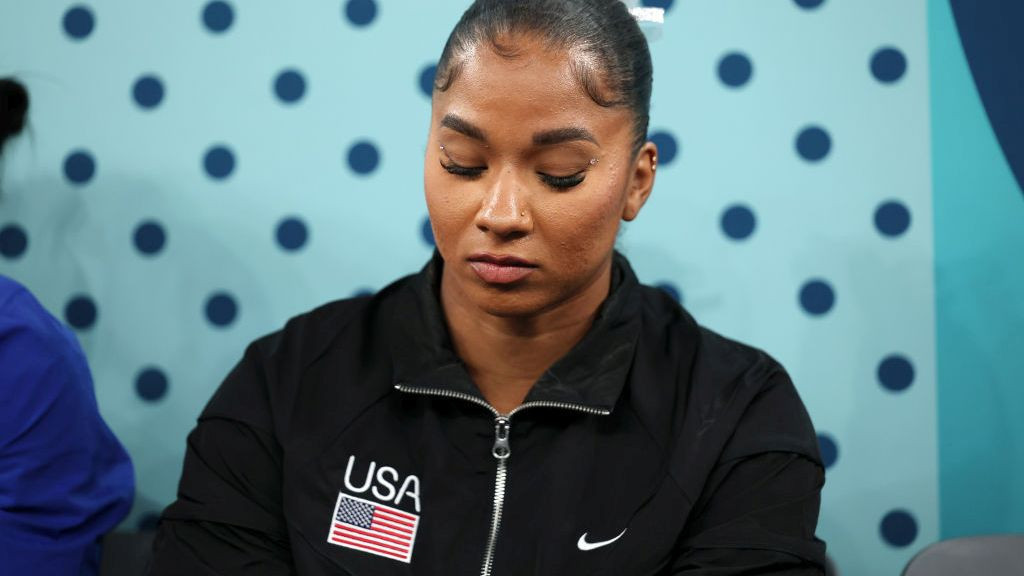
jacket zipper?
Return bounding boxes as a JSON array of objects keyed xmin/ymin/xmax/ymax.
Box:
[{"xmin": 394, "ymin": 384, "xmax": 609, "ymax": 575}]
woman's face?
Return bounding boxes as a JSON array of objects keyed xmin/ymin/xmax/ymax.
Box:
[{"xmin": 424, "ymin": 34, "xmax": 656, "ymax": 318}]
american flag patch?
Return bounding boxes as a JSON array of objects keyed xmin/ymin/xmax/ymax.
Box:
[{"xmin": 326, "ymin": 492, "xmax": 420, "ymax": 563}]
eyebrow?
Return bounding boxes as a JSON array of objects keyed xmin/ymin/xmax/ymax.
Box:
[
  {"xmin": 439, "ymin": 113, "xmax": 597, "ymax": 147},
  {"xmin": 440, "ymin": 114, "xmax": 487, "ymax": 142},
  {"xmin": 532, "ymin": 127, "xmax": 597, "ymax": 147}
]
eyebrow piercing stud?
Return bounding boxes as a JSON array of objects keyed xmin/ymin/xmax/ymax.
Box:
[{"xmin": 589, "ymin": 158, "xmax": 598, "ymax": 165}]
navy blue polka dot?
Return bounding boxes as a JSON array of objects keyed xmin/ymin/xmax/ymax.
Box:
[
  {"xmin": 656, "ymin": 282, "xmax": 682, "ymax": 304},
  {"xmin": 205, "ymin": 292, "xmax": 238, "ymax": 327},
  {"xmin": 799, "ymin": 279, "xmax": 835, "ymax": 316},
  {"xmin": 274, "ymin": 69, "xmax": 306, "ymax": 104},
  {"xmin": 419, "ymin": 64, "xmax": 437, "ymax": 97},
  {"xmin": 871, "ymin": 47, "xmax": 907, "ymax": 84},
  {"xmin": 203, "ymin": 145, "xmax": 236, "ymax": 180},
  {"xmin": 137, "ymin": 512, "xmax": 161, "ymax": 532},
  {"xmin": 133, "ymin": 220, "xmax": 166, "ymax": 256},
  {"xmin": 63, "ymin": 5, "xmax": 95, "ymax": 40},
  {"xmin": 64, "ymin": 150, "xmax": 96, "ymax": 185},
  {"xmin": 721, "ymin": 204, "xmax": 757, "ymax": 240},
  {"xmin": 352, "ymin": 287, "xmax": 374, "ymax": 298},
  {"xmin": 793, "ymin": 0, "xmax": 825, "ymax": 9},
  {"xmin": 818, "ymin": 433, "xmax": 838, "ymax": 469},
  {"xmin": 880, "ymin": 510, "xmax": 918, "ymax": 547},
  {"xmin": 202, "ymin": 1, "xmax": 234, "ymax": 33},
  {"xmin": 135, "ymin": 367, "xmax": 169, "ymax": 402},
  {"xmin": 648, "ymin": 131, "xmax": 679, "ymax": 166},
  {"xmin": 641, "ymin": 0, "xmax": 674, "ymax": 10},
  {"xmin": 420, "ymin": 216, "xmax": 435, "ymax": 247},
  {"xmin": 347, "ymin": 141, "xmax": 380, "ymax": 175},
  {"xmin": 132, "ymin": 75, "xmax": 164, "ymax": 109},
  {"xmin": 874, "ymin": 200, "xmax": 911, "ymax": 237},
  {"xmin": 344, "ymin": 0, "xmax": 377, "ymax": 27},
  {"xmin": 276, "ymin": 217, "xmax": 308, "ymax": 252},
  {"xmin": 0, "ymin": 224, "xmax": 28, "ymax": 259},
  {"xmin": 718, "ymin": 52, "xmax": 753, "ymax": 88},
  {"xmin": 795, "ymin": 126, "xmax": 832, "ymax": 162},
  {"xmin": 65, "ymin": 295, "xmax": 98, "ymax": 330},
  {"xmin": 878, "ymin": 354, "xmax": 915, "ymax": 392}
]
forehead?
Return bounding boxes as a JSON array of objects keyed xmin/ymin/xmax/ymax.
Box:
[{"xmin": 431, "ymin": 35, "xmax": 631, "ymax": 145}]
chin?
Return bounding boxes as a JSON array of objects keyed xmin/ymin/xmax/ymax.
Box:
[{"xmin": 470, "ymin": 287, "xmax": 550, "ymax": 318}]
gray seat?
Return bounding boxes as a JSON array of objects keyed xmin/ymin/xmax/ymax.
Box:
[{"xmin": 902, "ymin": 534, "xmax": 1024, "ymax": 576}]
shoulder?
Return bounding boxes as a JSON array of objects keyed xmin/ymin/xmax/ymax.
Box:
[
  {"xmin": 200, "ymin": 273, "xmax": 414, "ymax": 434},
  {"xmin": 0, "ymin": 276, "xmax": 92, "ymax": 404},
  {"xmin": 692, "ymin": 328, "xmax": 820, "ymax": 463},
  {"xmin": 0, "ymin": 275, "xmax": 81, "ymax": 357},
  {"xmin": 634, "ymin": 278, "xmax": 778, "ymax": 375},
  {"xmin": 693, "ymin": 324, "xmax": 787, "ymax": 394},
  {"xmin": 634, "ymin": 283, "xmax": 820, "ymax": 461},
  {"xmin": 247, "ymin": 273, "xmax": 412, "ymax": 373},
  {"xmin": 635, "ymin": 282, "xmax": 792, "ymax": 399},
  {"xmin": 0, "ymin": 278, "xmax": 132, "ymax": 509}
]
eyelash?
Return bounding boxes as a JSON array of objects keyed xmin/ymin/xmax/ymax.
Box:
[{"xmin": 439, "ymin": 161, "xmax": 585, "ymax": 190}]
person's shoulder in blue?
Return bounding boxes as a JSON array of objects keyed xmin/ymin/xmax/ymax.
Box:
[{"xmin": 0, "ymin": 274, "xmax": 135, "ymax": 576}]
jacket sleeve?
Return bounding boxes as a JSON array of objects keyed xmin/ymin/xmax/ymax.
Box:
[
  {"xmin": 0, "ymin": 285, "xmax": 134, "ymax": 576},
  {"xmin": 668, "ymin": 371, "xmax": 827, "ymax": 575},
  {"xmin": 148, "ymin": 340, "xmax": 295, "ymax": 575}
]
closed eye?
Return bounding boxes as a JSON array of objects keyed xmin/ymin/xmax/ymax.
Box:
[
  {"xmin": 441, "ymin": 160, "xmax": 586, "ymax": 190},
  {"xmin": 539, "ymin": 171, "xmax": 585, "ymax": 190},
  {"xmin": 440, "ymin": 160, "xmax": 485, "ymax": 179}
]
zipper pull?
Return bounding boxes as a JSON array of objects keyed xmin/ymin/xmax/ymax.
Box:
[{"xmin": 492, "ymin": 416, "xmax": 511, "ymax": 460}]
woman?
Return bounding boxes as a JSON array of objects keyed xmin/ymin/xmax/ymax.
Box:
[
  {"xmin": 0, "ymin": 78, "xmax": 135, "ymax": 575},
  {"xmin": 151, "ymin": 1, "xmax": 826, "ymax": 574}
]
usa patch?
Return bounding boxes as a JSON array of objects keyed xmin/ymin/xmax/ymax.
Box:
[{"xmin": 326, "ymin": 491, "xmax": 420, "ymax": 563}]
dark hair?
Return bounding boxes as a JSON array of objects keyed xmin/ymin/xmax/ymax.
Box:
[
  {"xmin": 434, "ymin": 0, "xmax": 653, "ymax": 154},
  {"xmin": 0, "ymin": 78, "xmax": 29, "ymax": 158}
]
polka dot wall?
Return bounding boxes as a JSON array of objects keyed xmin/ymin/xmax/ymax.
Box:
[
  {"xmin": 627, "ymin": 2, "xmax": 937, "ymax": 573},
  {"xmin": 0, "ymin": 1, "xmax": 945, "ymax": 574}
]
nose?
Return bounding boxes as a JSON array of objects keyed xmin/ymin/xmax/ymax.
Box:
[{"xmin": 475, "ymin": 168, "xmax": 531, "ymax": 239}]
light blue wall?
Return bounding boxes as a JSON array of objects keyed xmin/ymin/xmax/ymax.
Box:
[{"xmin": 3, "ymin": 1, "xmax": 1017, "ymax": 574}]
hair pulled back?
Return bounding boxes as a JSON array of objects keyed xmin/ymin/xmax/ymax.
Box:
[
  {"xmin": 434, "ymin": 0, "xmax": 653, "ymax": 154},
  {"xmin": 0, "ymin": 78, "xmax": 29, "ymax": 157}
]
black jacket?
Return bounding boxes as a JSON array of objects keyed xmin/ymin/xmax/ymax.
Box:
[{"xmin": 150, "ymin": 253, "xmax": 826, "ymax": 575}]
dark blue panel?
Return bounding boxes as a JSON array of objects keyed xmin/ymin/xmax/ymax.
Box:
[{"xmin": 950, "ymin": 0, "xmax": 1024, "ymax": 196}]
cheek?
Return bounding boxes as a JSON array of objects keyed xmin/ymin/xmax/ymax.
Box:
[
  {"xmin": 424, "ymin": 173, "xmax": 474, "ymax": 255},
  {"xmin": 423, "ymin": 172, "xmax": 449, "ymax": 249},
  {"xmin": 544, "ymin": 179, "xmax": 625, "ymax": 263}
]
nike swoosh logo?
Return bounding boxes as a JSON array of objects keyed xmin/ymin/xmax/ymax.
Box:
[{"xmin": 577, "ymin": 528, "xmax": 627, "ymax": 551}]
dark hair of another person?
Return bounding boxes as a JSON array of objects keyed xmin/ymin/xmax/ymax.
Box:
[
  {"xmin": 0, "ymin": 78, "xmax": 29, "ymax": 158},
  {"xmin": 433, "ymin": 0, "xmax": 653, "ymax": 155}
]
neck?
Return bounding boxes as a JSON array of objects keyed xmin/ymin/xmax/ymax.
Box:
[{"xmin": 440, "ymin": 262, "xmax": 612, "ymax": 415}]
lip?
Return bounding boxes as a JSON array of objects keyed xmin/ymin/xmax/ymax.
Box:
[{"xmin": 468, "ymin": 253, "xmax": 538, "ymax": 285}]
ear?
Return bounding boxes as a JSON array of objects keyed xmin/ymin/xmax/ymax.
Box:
[{"xmin": 621, "ymin": 141, "xmax": 657, "ymax": 222}]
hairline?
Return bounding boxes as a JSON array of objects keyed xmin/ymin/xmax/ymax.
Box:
[{"xmin": 434, "ymin": 32, "xmax": 646, "ymax": 153}]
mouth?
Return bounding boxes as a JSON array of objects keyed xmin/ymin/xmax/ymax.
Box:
[{"xmin": 467, "ymin": 253, "xmax": 538, "ymax": 285}]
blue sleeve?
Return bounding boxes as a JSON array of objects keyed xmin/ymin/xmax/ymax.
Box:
[{"xmin": 0, "ymin": 278, "xmax": 135, "ymax": 576}]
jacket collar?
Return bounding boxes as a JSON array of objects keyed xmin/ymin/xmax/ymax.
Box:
[{"xmin": 390, "ymin": 251, "xmax": 642, "ymax": 414}]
